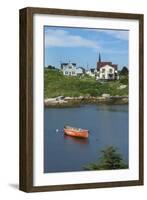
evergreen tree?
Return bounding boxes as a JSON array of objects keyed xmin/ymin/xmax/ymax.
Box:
[
  {"xmin": 120, "ymin": 66, "xmax": 128, "ymax": 76},
  {"xmin": 84, "ymin": 146, "xmax": 128, "ymax": 170}
]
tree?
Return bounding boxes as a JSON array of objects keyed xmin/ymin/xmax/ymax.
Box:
[
  {"xmin": 84, "ymin": 146, "xmax": 128, "ymax": 170},
  {"xmin": 120, "ymin": 66, "xmax": 129, "ymax": 76},
  {"xmin": 47, "ymin": 65, "xmax": 55, "ymax": 70}
]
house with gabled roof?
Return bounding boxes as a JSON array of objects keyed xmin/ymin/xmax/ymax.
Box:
[
  {"xmin": 96, "ymin": 53, "xmax": 119, "ymax": 80},
  {"xmin": 61, "ymin": 62, "xmax": 77, "ymax": 76},
  {"xmin": 61, "ymin": 62, "xmax": 85, "ymax": 76}
]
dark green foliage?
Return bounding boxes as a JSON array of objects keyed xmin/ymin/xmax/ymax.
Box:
[
  {"xmin": 120, "ymin": 66, "xmax": 129, "ymax": 76},
  {"xmin": 119, "ymin": 67, "xmax": 129, "ymax": 85},
  {"xmin": 84, "ymin": 146, "xmax": 128, "ymax": 170},
  {"xmin": 47, "ymin": 65, "xmax": 55, "ymax": 70},
  {"xmin": 119, "ymin": 75, "xmax": 128, "ymax": 85}
]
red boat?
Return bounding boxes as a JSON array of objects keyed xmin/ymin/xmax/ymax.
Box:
[{"xmin": 64, "ymin": 125, "xmax": 89, "ymax": 138}]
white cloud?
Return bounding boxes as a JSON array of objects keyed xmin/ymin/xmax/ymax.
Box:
[
  {"xmin": 45, "ymin": 29, "xmax": 100, "ymax": 49},
  {"xmin": 97, "ymin": 29, "xmax": 129, "ymax": 40},
  {"xmin": 105, "ymin": 30, "xmax": 128, "ymax": 40},
  {"xmin": 102, "ymin": 49, "xmax": 128, "ymax": 55}
]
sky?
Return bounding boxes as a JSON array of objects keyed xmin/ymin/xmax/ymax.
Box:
[{"xmin": 44, "ymin": 26, "xmax": 129, "ymax": 70}]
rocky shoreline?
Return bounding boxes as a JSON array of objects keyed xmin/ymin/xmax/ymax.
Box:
[{"xmin": 44, "ymin": 94, "xmax": 128, "ymax": 108}]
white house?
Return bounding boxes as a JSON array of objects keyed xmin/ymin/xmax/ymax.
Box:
[
  {"xmin": 85, "ymin": 68, "xmax": 96, "ymax": 77},
  {"xmin": 61, "ymin": 63, "xmax": 85, "ymax": 76},
  {"xmin": 61, "ymin": 63, "xmax": 77, "ymax": 76},
  {"xmin": 96, "ymin": 54, "xmax": 119, "ymax": 80},
  {"xmin": 76, "ymin": 67, "xmax": 85, "ymax": 76}
]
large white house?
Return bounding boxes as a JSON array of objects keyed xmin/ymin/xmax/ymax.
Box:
[
  {"xmin": 61, "ymin": 63, "xmax": 85, "ymax": 76},
  {"xmin": 96, "ymin": 54, "xmax": 119, "ymax": 80},
  {"xmin": 61, "ymin": 63, "xmax": 77, "ymax": 76}
]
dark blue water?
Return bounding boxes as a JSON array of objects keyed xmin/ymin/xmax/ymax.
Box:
[{"xmin": 44, "ymin": 104, "xmax": 128, "ymax": 173}]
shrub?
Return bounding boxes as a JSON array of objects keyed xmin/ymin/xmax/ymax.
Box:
[
  {"xmin": 83, "ymin": 146, "xmax": 128, "ymax": 170},
  {"xmin": 119, "ymin": 75, "xmax": 128, "ymax": 85}
]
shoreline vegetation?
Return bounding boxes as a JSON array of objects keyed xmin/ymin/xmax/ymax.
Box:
[{"xmin": 44, "ymin": 69, "xmax": 128, "ymax": 108}]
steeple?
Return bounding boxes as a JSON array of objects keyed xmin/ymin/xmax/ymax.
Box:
[{"xmin": 98, "ymin": 53, "xmax": 101, "ymax": 63}]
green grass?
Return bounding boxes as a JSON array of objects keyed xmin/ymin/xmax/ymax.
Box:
[{"xmin": 44, "ymin": 69, "xmax": 128, "ymax": 98}]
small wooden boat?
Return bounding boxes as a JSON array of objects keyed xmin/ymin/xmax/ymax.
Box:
[{"xmin": 64, "ymin": 125, "xmax": 89, "ymax": 138}]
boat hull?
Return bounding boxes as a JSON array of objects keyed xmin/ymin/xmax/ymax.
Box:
[{"xmin": 64, "ymin": 128, "xmax": 88, "ymax": 138}]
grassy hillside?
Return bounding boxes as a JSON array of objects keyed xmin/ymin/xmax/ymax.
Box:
[{"xmin": 44, "ymin": 69, "xmax": 128, "ymax": 98}]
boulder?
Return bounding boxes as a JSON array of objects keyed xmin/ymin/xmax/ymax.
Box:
[
  {"xmin": 101, "ymin": 93, "xmax": 110, "ymax": 98},
  {"xmin": 118, "ymin": 85, "xmax": 127, "ymax": 90},
  {"xmin": 56, "ymin": 96, "xmax": 65, "ymax": 100},
  {"xmin": 64, "ymin": 97, "xmax": 74, "ymax": 100}
]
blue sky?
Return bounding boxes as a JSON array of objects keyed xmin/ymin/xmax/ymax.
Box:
[{"xmin": 44, "ymin": 26, "xmax": 129, "ymax": 70}]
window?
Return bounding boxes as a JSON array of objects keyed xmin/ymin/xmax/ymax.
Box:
[
  {"xmin": 65, "ymin": 71, "xmax": 68, "ymax": 75},
  {"xmin": 102, "ymin": 68, "xmax": 105, "ymax": 73},
  {"xmin": 72, "ymin": 71, "xmax": 75, "ymax": 75},
  {"xmin": 109, "ymin": 74, "xmax": 113, "ymax": 79},
  {"xmin": 109, "ymin": 68, "xmax": 113, "ymax": 73}
]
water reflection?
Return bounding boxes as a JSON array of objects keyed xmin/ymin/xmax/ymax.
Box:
[
  {"xmin": 96, "ymin": 104, "xmax": 128, "ymax": 112},
  {"xmin": 64, "ymin": 135, "xmax": 89, "ymax": 145}
]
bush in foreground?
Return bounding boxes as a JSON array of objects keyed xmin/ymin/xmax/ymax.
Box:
[{"xmin": 83, "ymin": 146, "xmax": 128, "ymax": 170}]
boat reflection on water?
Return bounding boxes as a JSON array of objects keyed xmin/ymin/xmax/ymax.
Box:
[{"xmin": 64, "ymin": 135, "xmax": 89, "ymax": 145}]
